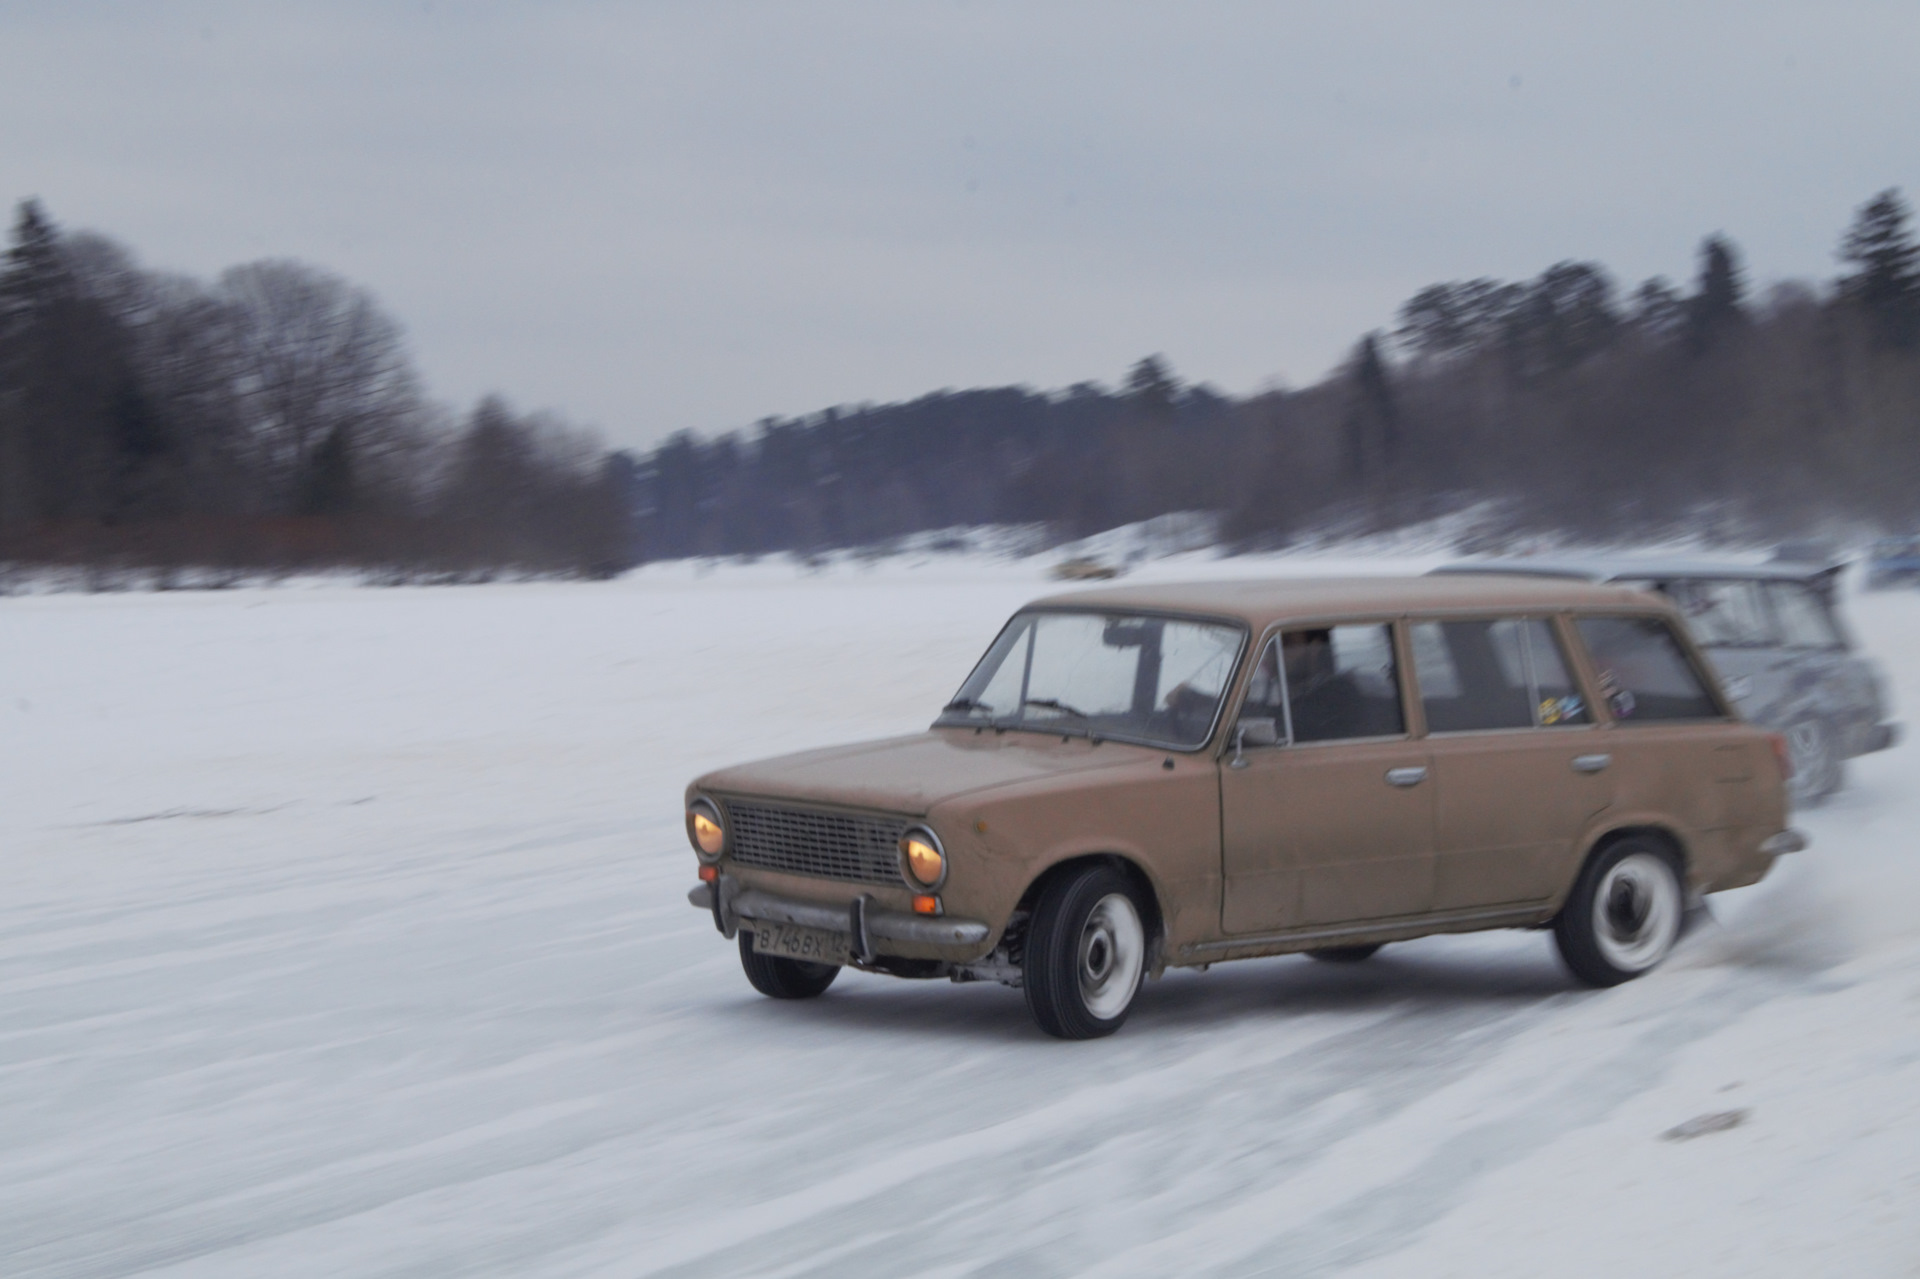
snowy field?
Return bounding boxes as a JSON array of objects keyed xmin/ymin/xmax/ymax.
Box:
[{"xmin": 3, "ymin": 551, "xmax": 1918, "ymax": 1277}]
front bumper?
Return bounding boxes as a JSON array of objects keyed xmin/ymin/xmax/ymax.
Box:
[{"xmin": 689, "ymin": 875, "xmax": 990, "ymax": 958}]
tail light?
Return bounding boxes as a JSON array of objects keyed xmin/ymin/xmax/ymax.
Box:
[{"xmin": 1769, "ymin": 733, "xmax": 1794, "ymax": 780}]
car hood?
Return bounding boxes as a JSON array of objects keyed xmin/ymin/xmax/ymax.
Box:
[{"xmin": 694, "ymin": 728, "xmax": 1154, "ymax": 815}]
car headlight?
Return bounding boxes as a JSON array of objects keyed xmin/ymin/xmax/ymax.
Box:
[
  {"xmin": 687, "ymin": 798, "xmax": 725, "ymax": 861},
  {"xmin": 899, "ymin": 825, "xmax": 946, "ymax": 889}
]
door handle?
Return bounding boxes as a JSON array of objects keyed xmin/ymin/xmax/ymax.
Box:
[
  {"xmin": 1572, "ymin": 753, "xmax": 1612, "ymax": 773},
  {"xmin": 1385, "ymin": 766, "xmax": 1428, "ymax": 787}
]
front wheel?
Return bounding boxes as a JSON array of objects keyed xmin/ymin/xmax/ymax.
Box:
[
  {"xmin": 739, "ymin": 932, "xmax": 840, "ymax": 999},
  {"xmin": 1553, "ymin": 838, "xmax": 1684, "ymax": 987},
  {"xmin": 1023, "ymin": 865, "xmax": 1149, "ymax": 1039}
]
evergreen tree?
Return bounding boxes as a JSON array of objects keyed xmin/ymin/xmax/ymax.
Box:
[
  {"xmin": 1341, "ymin": 333, "xmax": 1398, "ymax": 478},
  {"xmin": 1838, "ymin": 188, "xmax": 1920, "ymax": 347},
  {"xmin": 1686, "ymin": 234, "xmax": 1747, "ymax": 353},
  {"xmin": 1125, "ymin": 355, "xmax": 1178, "ymax": 415},
  {"xmin": 0, "ymin": 199, "xmax": 136, "ymax": 527}
]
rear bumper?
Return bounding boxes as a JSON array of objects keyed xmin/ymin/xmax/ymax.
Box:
[
  {"xmin": 1857, "ymin": 722, "xmax": 1901, "ymax": 756},
  {"xmin": 688, "ymin": 877, "xmax": 990, "ymax": 955},
  {"xmin": 1759, "ymin": 828, "xmax": 1809, "ymax": 856}
]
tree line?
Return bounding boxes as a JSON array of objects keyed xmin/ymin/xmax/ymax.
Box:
[
  {"xmin": 0, "ymin": 200, "xmax": 633, "ymax": 579},
  {"xmin": 629, "ymin": 189, "xmax": 1920, "ymax": 560},
  {"xmin": 8, "ymin": 190, "xmax": 1920, "ymax": 578}
]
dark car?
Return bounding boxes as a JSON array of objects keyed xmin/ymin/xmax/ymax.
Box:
[
  {"xmin": 1865, "ymin": 538, "xmax": 1920, "ymax": 590},
  {"xmin": 1433, "ymin": 558, "xmax": 1898, "ymax": 804}
]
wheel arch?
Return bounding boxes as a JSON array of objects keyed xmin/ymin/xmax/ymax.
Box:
[
  {"xmin": 1014, "ymin": 852, "xmax": 1166, "ymax": 944},
  {"xmin": 1568, "ymin": 822, "xmax": 1691, "ymax": 902}
]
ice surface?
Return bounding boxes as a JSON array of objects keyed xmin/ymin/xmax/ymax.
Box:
[{"xmin": 2, "ymin": 553, "xmax": 1917, "ymax": 1277}]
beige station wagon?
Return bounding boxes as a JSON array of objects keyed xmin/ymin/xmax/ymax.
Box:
[{"xmin": 685, "ymin": 576, "xmax": 1805, "ymax": 1038}]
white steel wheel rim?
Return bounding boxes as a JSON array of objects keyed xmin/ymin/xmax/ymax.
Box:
[
  {"xmin": 1592, "ymin": 853, "xmax": 1681, "ymax": 972},
  {"xmin": 1077, "ymin": 893, "xmax": 1145, "ymax": 1019}
]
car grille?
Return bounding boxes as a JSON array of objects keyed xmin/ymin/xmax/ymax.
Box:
[{"xmin": 726, "ymin": 802, "xmax": 907, "ymax": 885}]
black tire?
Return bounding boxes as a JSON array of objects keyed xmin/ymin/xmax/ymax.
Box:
[
  {"xmin": 738, "ymin": 932, "xmax": 840, "ymax": 999},
  {"xmin": 1784, "ymin": 717, "xmax": 1842, "ymax": 806},
  {"xmin": 1553, "ymin": 837, "xmax": 1685, "ymax": 988},
  {"xmin": 1307, "ymin": 944, "xmax": 1382, "ymax": 963},
  {"xmin": 1023, "ymin": 865, "xmax": 1150, "ymax": 1040}
]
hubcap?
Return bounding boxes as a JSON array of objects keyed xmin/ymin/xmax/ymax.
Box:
[
  {"xmin": 1077, "ymin": 893, "xmax": 1145, "ymax": 1019},
  {"xmin": 1591, "ymin": 852, "xmax": 1681, "ymax": 972}
]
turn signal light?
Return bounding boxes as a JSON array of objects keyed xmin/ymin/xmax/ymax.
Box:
[
  {"xmin": 698, "ymin": 865, "xmax": 718, "ymax": 883},
  {"xmin": 912, "ymin": 895, "xmax": 941, "ymax": 915}
]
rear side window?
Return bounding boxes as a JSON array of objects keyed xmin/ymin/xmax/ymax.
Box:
[
  {"xmin": 1766, "ymin": 583, "xmax": 1843, "ymax": 649},
  {"xmin": 1573, "ymin": 616, "xmax": 1723, "ymax": 722},
  {"xmin": 1412, "ymin": 618, "xmax": 1590, "ymax": 732},
  {"xmin": 1665, "ymin": 579, "xmax": 1774, "ymax": 647}
]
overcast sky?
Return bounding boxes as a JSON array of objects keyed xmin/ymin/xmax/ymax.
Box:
[{"xmin": 4, "ymin": 2, "xmax": 1917, "ymax": 449}]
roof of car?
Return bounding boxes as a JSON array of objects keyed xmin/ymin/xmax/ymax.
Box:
[
  {"xmin": 1028, "ymin": 574, "xmax": 1662, "ymax": 629},
  {"xmin": 1430, "ymin": 557, "xmax": 1841, "ymax": 583}
]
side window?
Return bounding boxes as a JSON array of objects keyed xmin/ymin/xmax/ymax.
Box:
[
  {"xmin": 1574, "ymin": 616, "xmax": 1723, "ymax": 722},
  {"xmin": 1766, "ymin": 583, "xmax": 1843, "ymax": 649},
  {"xmin": 1282, "ymin": 624, "xmax": 1405, "ymax": 743},
  {"xmin": 1411, "ymin": 618, "xmax": 1590, "ymax": 732},
  {"xmin": 1666, "ymin": 579, "xmax": 1774, "ymax": 647},
  {"xmin": 1527, "ymin": 620, "xmax": 1591, "ymax": 726},
  {"xmin": 1412, "ymin": 620, "xmax": 1532, "ymax": 731}
]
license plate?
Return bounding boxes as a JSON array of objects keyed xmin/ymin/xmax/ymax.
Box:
[{"xmin": 751, "ymin": 921, "xmax": 851, "ymax": 966}]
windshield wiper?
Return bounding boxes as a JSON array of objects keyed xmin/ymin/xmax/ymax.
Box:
[
  {"xmin": 1021, "ymin": 697, "xmax": 1090, "ymax": 720},
  {"xmin": 940, "ymin": 696, "xmax": 995, "ymax": 715}
]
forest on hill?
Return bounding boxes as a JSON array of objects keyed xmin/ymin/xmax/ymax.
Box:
[
  {"xmin": 633, "ymin": 189, "xmax": 1920, "ymax": 560},
  {"xmin": 4, "ymin": 189, "xmax": 1918, "ymax": 576}
]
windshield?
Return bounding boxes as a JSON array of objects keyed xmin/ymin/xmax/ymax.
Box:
[{"xmin": 937, "ymin": 610, "xmax": 1246, "ymax": 749}]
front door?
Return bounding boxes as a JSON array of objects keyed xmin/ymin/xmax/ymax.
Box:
[{"xmin": 1220, "ymin": 622, "xmax": 1436, "ymax": 934}]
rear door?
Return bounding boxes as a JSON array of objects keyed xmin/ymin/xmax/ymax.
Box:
[
  {"xmin": 1412, "ymin": 616, "xmax": 1614, "ymax": 911},
  {"xmin": 1219, "ymin": 622, "xmax": 1435, "ymax": 934}
]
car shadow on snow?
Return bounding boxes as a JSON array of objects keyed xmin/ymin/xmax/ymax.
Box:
[
  {"xmin": 1131, "ymin": 938, "xmax": 1577, "ymax": 1033},
  {"xmin": 707, "ymin": 934, "xmax": 1582, "ymax": 1043}
]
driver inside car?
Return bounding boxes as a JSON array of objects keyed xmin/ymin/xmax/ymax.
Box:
[{"xmin": 1282, "ymin": 628, "xmax": 1368, "ymax": 741}]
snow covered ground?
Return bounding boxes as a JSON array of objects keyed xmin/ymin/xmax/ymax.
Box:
[{"xmin": 2, "ymin": 551, "xmax": 1917, "ymax": 1277}]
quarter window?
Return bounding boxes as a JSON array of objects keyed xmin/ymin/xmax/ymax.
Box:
[
  {"xmin": 1574, "ymin": 616, "xmax": 1723, "ymax": 722},
  {"xmin": 1765, "ymin": 583, "xmax": 1843, "ymax": 649},
  {"xmin": 1662, "ymin": 579, "xmax": 1774, "ymax": 647},
  {"xmin": 1244, "ymin": 623, "xmax": 1404, "ymax": 743},
  {"xmin": 1412, "ymin": 618, "xmax": 1590, "ymax": 732}
]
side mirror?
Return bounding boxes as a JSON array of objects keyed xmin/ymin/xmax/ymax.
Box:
[
  {"xmin": 1237, "ymin": 718, "xmax": 1279, "ymax": 747},
  {"xmin": 1229, "ymin": 717, "xmax": 1279, "ymax": 768}
]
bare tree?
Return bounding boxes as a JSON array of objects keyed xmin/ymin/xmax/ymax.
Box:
[{"xmin": 219, "ymin": 260, "xmax": 422, "ymax": 511}]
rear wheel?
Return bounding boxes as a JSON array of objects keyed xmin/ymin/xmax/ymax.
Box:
[
  {"xmin": 739, "ymin": 932, "xmax": 840, "ymax": 999},
  {"xmin": 1553, "ymin": 838, "xmax": 1684, "ymax": 987},
  {"xmin": 1307, "ymin": 944, "xmax": 1382, "ymax": 963},
  {"xmin": 1023, "ymin": 865, "xmax": 1148, "ymax": 1039}
]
